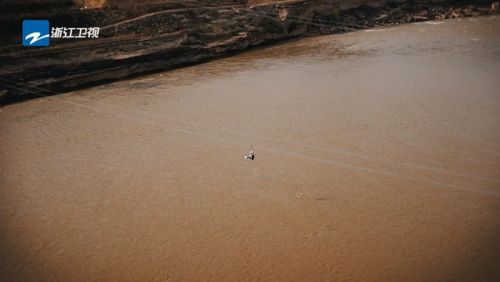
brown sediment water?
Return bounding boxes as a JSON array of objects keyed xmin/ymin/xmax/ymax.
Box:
[{"xmin": 1, "ymin": 16, "xmax": 500, "ymax": 281}]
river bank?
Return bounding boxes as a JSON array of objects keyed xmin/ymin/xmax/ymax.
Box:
[{"xmin": 1, "ymin": 0, "xmax": 499, "ymax": 103}]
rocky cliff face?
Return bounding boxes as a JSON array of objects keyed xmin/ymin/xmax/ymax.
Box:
[{"xmin": 0, "ymin": 0, "xmax": 498, "ymax": 103}]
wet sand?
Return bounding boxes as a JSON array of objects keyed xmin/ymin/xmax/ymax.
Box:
[{"xmin": 1, "ymin": 16, "xmax": 500, "ymax": 281}]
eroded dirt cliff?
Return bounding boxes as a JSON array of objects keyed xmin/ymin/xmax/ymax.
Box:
[{"xmin": 0, "ymin": 0, "xmax": 498, "ymax": 103}]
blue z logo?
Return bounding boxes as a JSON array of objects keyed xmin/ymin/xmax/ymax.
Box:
[{"xmin": 23, "ymin": 20, "xmax": 50, "ymax": 46}]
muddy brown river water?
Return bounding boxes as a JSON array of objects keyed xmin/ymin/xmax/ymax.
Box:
[{"xmin": 1, "ymin": 16, "xmax": 500, "ymax": 281}]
